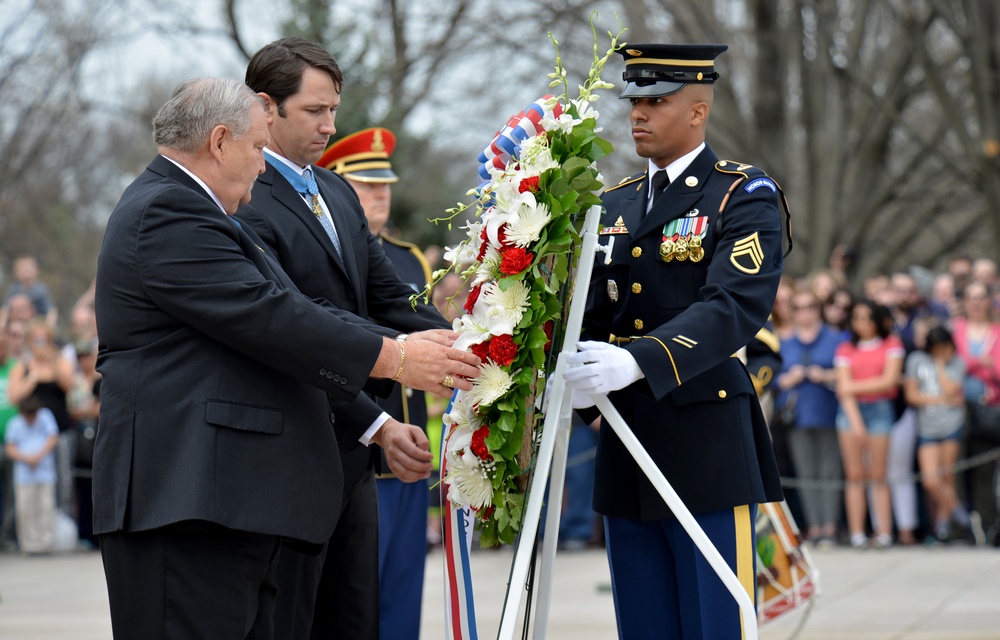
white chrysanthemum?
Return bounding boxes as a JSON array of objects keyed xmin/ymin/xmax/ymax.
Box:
[
  {"xmin": 505, "ymin": 199, "xmax": 552, "ymax": 247},
  {"xmin": 445, "ymin": 458, "xmax": 493, "ymax": 509},
  {"xmin": 465, "ymin": 361, "xmax": 514, "ymax": 408},
  {"xmin": 472, "ymin": 246, "xmax": 501, "ymax": 286},
  {"xmin": 443, "ymin": 426, "xmax": 493, "ymax": 509},
  {"xmin": 479, "ymin": 280, "xmax": 530, "ymax": 328}
]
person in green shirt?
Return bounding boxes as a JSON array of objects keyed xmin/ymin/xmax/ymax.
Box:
[{"xmin": 0, "ymin": 320, "xmax": 25, "ymax": 549}]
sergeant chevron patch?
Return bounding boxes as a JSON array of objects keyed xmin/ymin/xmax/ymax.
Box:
[{"xmin": 731, "ymin": 232, "xmax": 764, "ymax": 274}]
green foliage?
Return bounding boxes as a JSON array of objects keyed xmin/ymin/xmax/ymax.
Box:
[{"xmin": 434, "ymin": 17, "xmax": 626, "ymax": 547}]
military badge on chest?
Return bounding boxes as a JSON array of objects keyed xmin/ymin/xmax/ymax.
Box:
[{"xmin": 659, "ymin": 214, "xmax": 709, "ymax": 263}]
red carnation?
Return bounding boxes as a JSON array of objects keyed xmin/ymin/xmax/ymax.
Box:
[
  {"xmin": 464, "ymin": 284, "xmax": 482, "ymax": 314},
  {"xmin": 519, "ymin": 175, "xmax": 540, "ymax": 193},
  {"xmin": 476, "ymin": 239, "xmax": 489, "ymax": 262},
  {"xmin": 500, "ymin": 246, "xmax": 534, "ymax": 275},
  {"xmin": 497, "ymin": 225, "xmax": 509, "ymax": 247},
  {"xmin": 543, "ymin": 320, "xmax": 554, "ymax": 352},
  {"xmin": 470, "ymin": 426, "xmax": 492, "ymax": 460},
  {"xmin": 470, "ymin": 340, "xmax": 490, "ymax": 362},
  {"xmin": 480, "ymin": 505, "xmax": 495, "ymax": 520},
  {"xmin": 489, "ymin": 334, "xmax": 518, "ymax": 366}
]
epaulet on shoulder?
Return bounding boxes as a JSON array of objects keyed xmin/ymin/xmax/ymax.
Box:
[
  {"xmin": 755, "ymin": 326, "xmax": 780, "ymax": 354},
  {"xmin": 381, "ymin": 234, "xmax": 419, "ymax": 251},
  {"xmin": 604, "ymin": 172, "xmax": 645, "ymax": 193},
  {"xmin": 382, "ymin": 234, "xmax": 434, "ymax": 284},
  {"xmin": 714, "ymin": 160, "xmax": 766, "ymax": 178}
]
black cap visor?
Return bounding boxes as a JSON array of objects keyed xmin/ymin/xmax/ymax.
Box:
[{"xmin": 620, "ymin": 80, "xmax": 686, "ymax": 99}]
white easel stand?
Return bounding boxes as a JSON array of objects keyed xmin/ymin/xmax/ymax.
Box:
[{"xmin": 496, "ymin": 205, "xmax": 759, "ymax": 640}]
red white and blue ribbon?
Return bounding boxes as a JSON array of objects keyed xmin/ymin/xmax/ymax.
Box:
[
  {"xmin": 441, "ymin": 391, "xmax": 479, "ymax": 640},
  {"xmin": 476, "ymin": 96, "xmax": 562, "ymax": 185}
]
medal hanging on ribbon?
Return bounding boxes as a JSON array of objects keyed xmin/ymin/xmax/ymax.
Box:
[{"xmin": 661, "ymin": 216, "xmax": 709, "ymax": 263}]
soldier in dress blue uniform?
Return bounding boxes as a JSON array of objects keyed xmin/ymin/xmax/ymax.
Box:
[
  {"xmin": 564, "ymin": 43, "xmax": 788, "ymax": 639},
  {"xmin": 319, "ymin": 128, "xmax": 435, "ymax": 640}
]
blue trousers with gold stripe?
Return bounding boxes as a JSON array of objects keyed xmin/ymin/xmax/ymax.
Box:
[{"xmin": 604, "ymin": 505, "xmax": 757, "ymax": 640}]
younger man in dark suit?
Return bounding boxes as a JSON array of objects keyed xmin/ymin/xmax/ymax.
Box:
[
  {"xmin": 94, "ymin": 77, "xmax": 478, "ymax": 639},
  {"xmin": 238, "ymin": 38, "xmax": 451, "ymax": 639},
  {"xmin": 319, "ymin": 127, "xmax": 435, "ymax": 640}
]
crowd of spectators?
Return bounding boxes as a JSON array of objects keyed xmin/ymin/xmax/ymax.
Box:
[
  {"xmin": 0, "ymin": 255, "xmax": 98, "ymax": 555},
  {"xmin": 772, "ymin": 252, "xmax": 1000, "ymax": 549}
]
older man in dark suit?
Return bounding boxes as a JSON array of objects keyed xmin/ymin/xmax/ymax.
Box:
[
  {"xmin": 237, "ymin": 37, "xmax": 451, "ymax": 639},
  {"xmin": 94, "ymin": 77, "xmax": 478, "ymax": 640}
]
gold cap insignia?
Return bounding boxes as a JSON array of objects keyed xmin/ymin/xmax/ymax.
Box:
[
  {"xmin": 626, "ymin": 49, "xmax": 643, "ymax": 56},
  {"xmin": 371, "ymin": 129, "xmax": 386, "ymax": 152},
  {"xmin": 730, "ymin": 231, "xmax": 764, "ymax": 274}
]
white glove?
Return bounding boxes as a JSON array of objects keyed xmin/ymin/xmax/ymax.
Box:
[
  {"xmin": 571, "ymin": 389, "xmax": 597, "ymax": 410},
  {"xmin": 541, "ymin": 373, "xmax": 598, "ymax": 410},
  {"xmin": 563, "ymin": 341, "xmax": 644, "ymax": 396}
]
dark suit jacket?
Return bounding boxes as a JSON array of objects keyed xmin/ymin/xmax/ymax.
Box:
[
  {"xmin": 583, "ymin": 144, "xmax": 784, "ymax": 520},
  {"xmin": 94, "ymin": 155, "xmax": 389, "ymax": 545},
  {"xmin": 237, "ymin": 161, "xmax": 448, "ymax": 484}
]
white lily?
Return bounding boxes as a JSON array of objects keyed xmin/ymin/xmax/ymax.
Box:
[{"xmin": 472, "ymin": 246, "xmax": 502, "ymax": 286}]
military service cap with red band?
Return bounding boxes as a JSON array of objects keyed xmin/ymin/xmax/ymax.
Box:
[{"xmin": 318, "ymin": 127, "xmax": 399, "ymax": 183}]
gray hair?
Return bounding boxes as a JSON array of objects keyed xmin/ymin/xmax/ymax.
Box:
[{"xmin": 152, "ymin": 77, "xmax": 264, "ymax": 152}]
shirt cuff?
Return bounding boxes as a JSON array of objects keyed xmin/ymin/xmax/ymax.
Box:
[{"xmin": 360, "ymin": 412, "xmax": 392, "ymax": 446}]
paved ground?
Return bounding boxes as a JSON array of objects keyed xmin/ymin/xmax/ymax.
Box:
[{"xmin": 0, "ymin": 543, "xmax": 998, "ymax": 639}]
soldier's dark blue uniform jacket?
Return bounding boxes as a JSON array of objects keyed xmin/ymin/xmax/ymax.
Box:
[
  {"xmin": 377, "ymin": 235, "xmax": 436, "ymax": 472},
  {"xmin": 582, "ymin": 144, "xmax": 785, "ymax": 520}
]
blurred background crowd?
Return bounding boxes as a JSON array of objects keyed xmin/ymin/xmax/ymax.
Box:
[
  {"xmin": 0, "ymin": 255, "xmax": 99, "ymax": 554},
  {"xmin": 4, "ymin": 243, "xmax": 1000, "ymax": 556},
  {"xmin": 767, "ymin": 248, "xmax": 1000, "ymax": 550}
]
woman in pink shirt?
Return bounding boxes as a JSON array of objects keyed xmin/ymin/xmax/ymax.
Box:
[
  {"xmin": 952, "ymin": 280, "xmax": 1000, "ymax": 407},
  {"xmin": 834, "ymin": 300, "xmax": 905, "ymax": 549}
]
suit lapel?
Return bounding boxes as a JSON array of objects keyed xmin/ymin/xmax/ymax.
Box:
[
  {"xmin": 260, "ymin": 164, "xmax": 349, "ymax": 277},
  {"xmin": 633, "ymin": 146, "xmax": 717, "ymax": 240}
]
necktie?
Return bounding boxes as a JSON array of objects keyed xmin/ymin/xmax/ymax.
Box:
[
  {"xmin": 302, "ymin": 167, "xmax": 343, "ymax": 258},
  {"xmin": 650, "ymin": 170, "xmax": 670, "ymax": 207}
]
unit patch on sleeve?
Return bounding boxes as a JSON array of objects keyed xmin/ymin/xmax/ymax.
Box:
[{"xmin": 744, "ymin": 178, "xmax": 777, "ymax": 194}]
